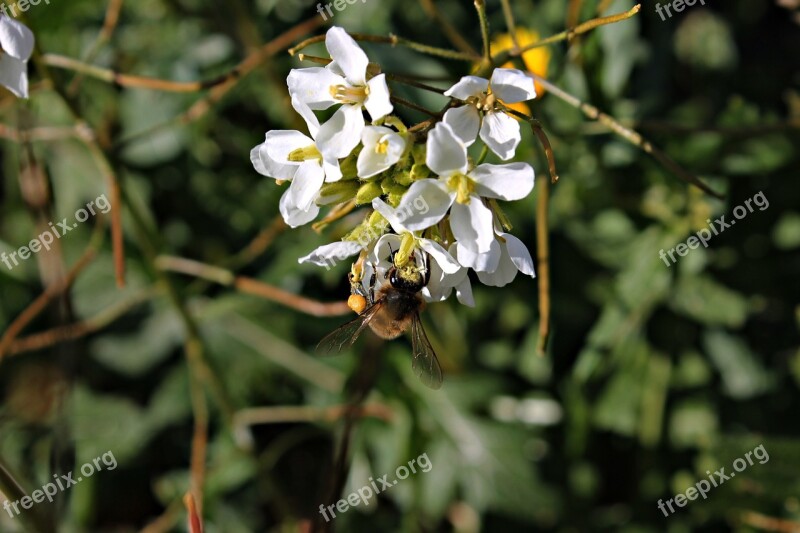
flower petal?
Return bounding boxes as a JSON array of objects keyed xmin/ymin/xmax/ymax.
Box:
[
  {"xmin": 325, "ymin": 27, "xmax": 369, "ymax": 86},
  {"xmin": 442, "ymin": 106, "xmax": 480, "ymax": 146},
  {"xmin": 450, "ymin": 196, "xmax": 495, "ymax": 253},
  {"xmin": 279, "ymin": 189, "xmax": 319, "ymax": 228},
  {"xmin": 418, "ymin": 238, "xmax": 461, "ymax": 274},
  {"xmin": 454, "ymin": 276, "xmax": 475, "ymax": 307},
  {"xmin": 490, "ymin": 68, "xmax": 536, "ymax": 103},
  {"xmin": 298, "ymin": 240, "xmax": 364, "ymax": 266},
  {"xmin": 264, "ymin": 130, "xmax": 314, "ymax": 165},
  {"xmin": 444, "ymin": 75, "xmax": 489, "ymax": 101},
  {"xmin": 456, "ymin": 239, "xmax": 501, "ymax": 272},
  {"xmin": 371, "ymin": 234, "xmax": 402, "ymax": 269},
  {"xmin": 372, "ymin": 179, "xmax": 452, "ymax": 232},
  {"xmin": 476, "ymin": 245, "xmax": 518, "ymax": 287},
  {"xmin": 502, "ymin": 233, "xmax": 536, "ymax": 277},
  {"xmin": 292, "ymin": 96, "xmax": 320, "ymax": 137},
  {"xmin": 0, "ymin": 54, "xmax": 28, "ymax": 98},
  {"xmin": 287, "ymin": 67, "xmax": 343, "ymax": 110},
  {"xmin": 288, "ymin": 161, "xmax": 325, "ymax": 211},
  {"xmin": 0, "ymin": 16, "xmax": 34, "ymax": 61},
  {"xmin": 364, "ymin": 74, "xmax": 393, "ymax": 121},
  {"xmin": 479, "ymin": 111, "xmax": 521, "ymax": 161},
  {"xmin": 357, "ymin": 126, "xmax": 406, "ymax": 179},
  {"xmin": 469, "ymin": 162, "xmax": 535, "ymax": 201},
  {"xmin": 316, "ymin": 104, "xmax": 365, "ymax": 159},
  {"xmin": 322, "ymin": 155, "xmax": 342, "ymax": 182},
  {"xmin": 426, "ymin": 122, "xmax": 468, "ymax": 177}
]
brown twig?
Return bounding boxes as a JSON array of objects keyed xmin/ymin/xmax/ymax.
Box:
[
  {"xmin": 0, "ymin": 235, "xmax": 100, "ymax": 360},
  {"xmin": 234, "ymin": 403, "xmax": 393, "ymax": 426},
  {"xmin": 418, "ymin": 0, "xmax": 479, "ymax": 56},
  {"xmin": 740, "ymin": 511, "xmax": 800, "ymax": 533},
  {"xmin": 535, "ymin": 162, "xmax": 552, "ymax": 356},
  {"xmin": 68, "ymin": 0, "xmax": 125, "ymax": 95},
  {"xmin": 155, "ymin": 255, "xmax": 351, "ymax": 317}
]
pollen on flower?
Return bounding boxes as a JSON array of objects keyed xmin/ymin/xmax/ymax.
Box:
[
  {"xmin": 447, "ymin": 174, "xmax": 476, "ymax": 204},
  {"xmin": 375, "ymin": 136, "xmax": 391, "ymax": 155},
  {"xmin": 287, "ymin": 145, "xmax": 321, "ymax": 162},
  {"xmin": 329, "ymin": 84, "xmax": 369, "ymax": 104}
]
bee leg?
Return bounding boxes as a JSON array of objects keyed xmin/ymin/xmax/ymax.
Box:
[
  {"xmin": 423, "ymin": 253, "xmax": 432, "ymax": 286},
  {"xmin": 368, "ymin": 262, "xmax": 378, "ymax": 305}
]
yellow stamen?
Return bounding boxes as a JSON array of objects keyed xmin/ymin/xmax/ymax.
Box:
[
  {"xmin": 329, "ymin": 84, "xmax": 370, "ymax": 105},
  {"xmin": 287, "ymin": 144, "xmax": 321, "ymax": 162},
  {"xmin": 447, "ymin": 174, "xmax": 476, "ymax": 204},
  {"xmin": 375, "ymin": 136, "xmax": 390, "ymax": 155},
  {"xmin": 396, "ymin": 232, "xmax": 416, "ymax": 268}
]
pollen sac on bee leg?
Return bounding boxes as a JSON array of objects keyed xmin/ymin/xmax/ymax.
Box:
[{"xmin": 348, "ymin": 294, "xmax": 368, "ymax": 315}]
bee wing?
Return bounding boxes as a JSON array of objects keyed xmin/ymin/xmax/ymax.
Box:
[
  {"xmin": 410, "ymin": 313, "xmax": 443, "ymax": 390},
  {"xmin": 315, "ymin": 302, "xmax": 384, "ymax": 355}
]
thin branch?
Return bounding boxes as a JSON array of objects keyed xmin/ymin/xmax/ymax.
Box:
[
  {"xmin": 474, "ymin": 0, "xmax": 492, "ymax": 63},
  {"xmin": 500, "ymin": 0, "xmax": 520, "ymax": 50},
  {"xmin": 528, "ymin": 72, "xmax": 723, "ymax": 198},
  {"xmin": 289, "ymin": 32, "xmax": 477, "ymax": 62},
  {"xmin": 6, "ymin": 289, "xmax": 156, "ymax": 356},
  {"xmin": 390, "ymin": 95, "xmax": 441, "ymax": 117},
  {"xmin": 386, "ymin": 73, "xmax": 447, "ymax": 94},
  {"xmin": 0, "ymin": 229, "xmax": 102, "ymax": 360},
  {"xmin": 155, "ymin": 255, "xmax": 351, "ymax": 317},
  {"xmin": 535, "ymin": 167, "xmax": 552, "ymax": 355},
  {"xmin": 488, "ymin": 4, "xmax": 642, "ymax": 69},
  {"xmin": 117, "ymin": 16, "xmax": 325, "ymax": 148},
  {"xmin": 418, "ymin": 0, "xmax": 479, "ymax": 56},
  {"xmin": 234, "ymin": 403, "xmax": 393, "ymax": 426},
  {"xmin": 68, "ymin": 0, "xmax": 125, "ymax": 95}
]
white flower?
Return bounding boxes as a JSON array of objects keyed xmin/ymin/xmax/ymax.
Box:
[
  {"xmin": 357, "ymin": 126, "xmax": 406, "ymax": 179},
  {"xmin": 368, "ymin": 234, "xmax": 463, "ymax": 305},
  {"xmin": 288, "ymin": 27, "xmax": 392, "ymax": 160},
  {"xmin": 250, "ymin": 99, "xmax": 342, "ymax": 228},
  {"xmin": 298, "ymin": 240, "xmax": 364, "ymax": 268},
  {"xmin": 443, "ymin": 68, "xmax": 535, "ymax": 160},
  {"xmin": 456, "ymin": 232, "xmax": 536, "ymax": 287},
  {"xmin": 0, "ymin": 16, "xmax": 35, "ymax": 98},
  {"xmin": 423, "ymin": 243, "xmax": 474, "ymax": 306},
  {"xmin": 371, "ymin": 197, "xmax": 462, "ymax": 276},
  {"xmin": 375, "ymin": 122, "xmax": 534, "ymax": 253}
]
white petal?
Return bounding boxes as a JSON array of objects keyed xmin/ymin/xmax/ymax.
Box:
[
  {"xmin": 422, "ymin": 257, "xmax": 450, "ymax": 302},
  {"xmin": 469, "ymin": 162, "xmax": 535, "ymax": 201},
  {"xmin": 443, "ymin": 106, "xmax": 480, "ymax": 147},
  {"xmin": 426, "ymin": 122, "xmax": 468, "ymax": 177},
  {"xmin": 279, "ymin": 189, "xmax": 319, "ymax": 228},
  {"xmin": 444, "ymin": 75, "xmax": 489, "ymax": 101},
  {"xmin": 250, "ymin": 143, "xmax": 296, "ymax": 180},
  {"xmin": 325, "ymin": 27, "xmax": 369, "ymax": 86},
  {"xmin": 490, "ymin": 68, "xmax": 536, "ymax": 103},
  {"xmin": 479, "ymin": 111, "xmax": 521, "ymax": 161},
  {"xmin": 476, "ymin": 245, "xmax": 518, "ymax": 287},
  {"xmin": 265, "ymin": 130, "xmax": 314, "ymax": 165},
  {"xmin": 288, "ymin": 162, "xmax": 325, "ymax": 211},
  {"xmin": 456, "ymin": 239, "xmax": 501, "ymax": 272},
  {"xmin": 316, "ymin": 104, "xmax": 365, "ymax": 159},
  {"xmin": 0, "ymin": 16, "xmax": 34, "ymax": 61},
  {"xmin": 364, "ymin": 74, "xmax": 393, "ymax": 121},
  {"xmin": 298, "ymin": 240, "xmax": 364, "ymax": 266},
  {"xmin": 418, "ymin": 238, "xmax": 461, "ymax": 274},
  {"xmin": 357, "ymin": 126, "xmax": 405, "ymax": 178},
  {"xmin": 291, "ymin": 96, "xmax": 320, "ymax": 137},
  {"xmin": 0, "ymin": 54, "xmax": 28, "ymax": 98},
  {"xmin": 454, "ymin": 276, "xmax": 475, "ymax": 307},
  {"xmin": 287, "ymin": 68, "xmax": 343, "ymax": 110},
  {"xmin": 371, "ymin": 234, "xmax": 402, "ymax": 268},
  {"xmin": 450, "ymin": 197, "xmax": 495, "ymax": 253},
  {"xmin": 502, "ymin": 233, "xmax": 536, "ymax": 277},
  {"xmin": 372, "ymin": 180, "xmax": 452, "ymax": 232},
  {"xmin": 322, "ymin": 155, "xmax": 342, "ymax": 182}
]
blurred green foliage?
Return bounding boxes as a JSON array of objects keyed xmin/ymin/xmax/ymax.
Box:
[{"xmin": 1, "ymin": 0, "xmax": 799, "ymax": 531}]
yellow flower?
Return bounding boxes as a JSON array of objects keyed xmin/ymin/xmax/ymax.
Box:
[{"xmin": 490, "ymin": 28, "xmax": 551, "ymax": 114}]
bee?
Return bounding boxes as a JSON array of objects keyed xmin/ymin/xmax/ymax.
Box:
[{"xmin": 317, "ymin": 251, "xmax": 443, "ymax": 389}]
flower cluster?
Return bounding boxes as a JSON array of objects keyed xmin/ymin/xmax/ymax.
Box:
[
  {"xmin": 251, "ymin": 26, "xmax": 537, "ymax": 306},
  {"xmin": 0, "ymin": 15, "xmax": 34, "ymax": 98}
]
